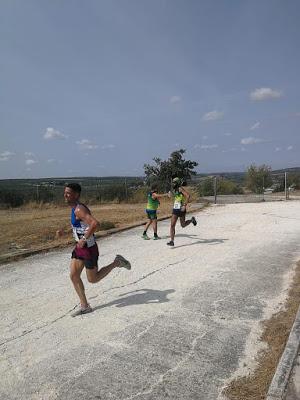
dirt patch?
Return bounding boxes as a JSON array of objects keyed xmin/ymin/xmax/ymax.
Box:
[{"xmin": 223, "ymin": 261, "xmax": 300, "ymax": 400}]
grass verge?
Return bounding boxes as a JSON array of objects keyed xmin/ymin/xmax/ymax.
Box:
[{"xmin": 223, "ymin": 261, "xmax": 300, "ymax": 400}]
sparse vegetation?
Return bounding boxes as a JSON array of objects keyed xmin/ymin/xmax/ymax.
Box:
[
  {"xmin": 99, "ymin": 220, "xmax": 116, "ymax": 230},
  {"xmin": 197, "ymin": 177, "xmax": 243, "ymax": 196},
  {"xmin": 245, "ymin": 164, "xmax": 272, "ymax": 194}
]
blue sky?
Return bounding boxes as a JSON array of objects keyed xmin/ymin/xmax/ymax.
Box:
[{"xmin": 1, "ymin": 0, "xmax": 300, "ymax": 178}]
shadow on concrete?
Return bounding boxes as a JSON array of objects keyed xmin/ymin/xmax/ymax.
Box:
[
  {"xmin": 93, "ymin": 288, "xmax": 175, "ymax": 312},
  {"xmin": 147, "ymin": 234, "xmax": 199, "ymax": 240},
  {"xmin": 172, "ymin": 237, "xmax": 228, "ymax": 249}
]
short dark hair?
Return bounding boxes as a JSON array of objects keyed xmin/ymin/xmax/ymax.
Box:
[{"xmin": 65, "ymin": 183, "xmax": 81, "ymax": 194}]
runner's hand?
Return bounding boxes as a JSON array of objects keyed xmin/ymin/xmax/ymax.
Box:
[
  {"xmin": 77, "ymin": 238, "xmax": 86, "ymax": 248},
  {"xmin": 56, "ymin": 229, "xmax": 65, "ymax": 238},
  {"xmin": 181, "ymin": 205, "xmax": 186, "ymax": 212}
]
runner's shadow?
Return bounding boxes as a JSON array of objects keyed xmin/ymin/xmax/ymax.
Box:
[
  {"xmin": 156, "ymin": 234, "xmax": 199, "ymax": 240},
  {"xmin": 174, "ymin": 233, "xmax": 200, "ymax": 238},
  {"xmin": 173, "ymin": 238, "xmax": 227, "ymax": 249},
  {"xmin": 93, "ymin": 288, "xmax": 175, "ymax": 312}
]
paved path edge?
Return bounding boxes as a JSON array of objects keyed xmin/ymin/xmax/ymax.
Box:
[{"xmin": 266, "ymin": 304, "xmax": 300, "ymax": 399}]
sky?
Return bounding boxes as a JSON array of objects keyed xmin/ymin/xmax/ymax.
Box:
[{"xmin": 1, "ymin": 0, "xmax": 300, "ymax": 179}]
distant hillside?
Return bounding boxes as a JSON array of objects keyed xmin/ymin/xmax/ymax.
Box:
[
  {"xmin": 191, "ymin": 172, "xmax": 245, "ymax": 185},
  {"xmin": 273, "ymin": 167, "xmax": 300, "ymax": 174},
  {"xmin": 192, "ymin": 168, "xmax": 300, "ymax": 186}
]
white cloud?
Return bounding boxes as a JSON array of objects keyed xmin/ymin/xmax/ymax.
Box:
[
  {"xmin": 25, "ymin": 152, "xmax": 35, "ymax": 157},
  {"xmin": 222, "ymin": 147, "xmax": 238, "ymax": 153},
  {"xmin": 241, "ymin": 137, "xmax": 264, "ymax": 145},
  {"xmin": 250, "ymin": 87, "xmax": 282, "ymax": 101},
  {"xmin": 47, "ymin": 158, "xmax": 56, "ymax": 163},
  {"xmin": 287, "ymin": 145, "xmax": 293, "ymax": 151},
  {"xmin": 0, "ymin": 151, "xmax": 15, "ymax": 161},
  {"xmin": 202, "ymin": 110, "xmax": 224, "ymax": 121},
  {"xmin": 44, "ymin": 127, "xmax": 67, "ymax": 140},
  {"xmin": 224, "ymin": 132, "xmax": 232, "ymax": 136},
  {"xmin": 250, "ymin": 122, "xmax": 260, "ymax": 131},
  {"xmin": 194, "ymin": 144, "xmax": 218, "ymax": 150},
  {"xmin": 275, "ymin": 147, "xmax": 281, "ymax": 152},
  {"xmin": 26, "ymin": 159, "xmax": 37, "ymax": 165},
  {"xmin": 76, "ymin": 139, "xmax": 98, "ymax": 150},
  {"xmin": 101, "ymin": 144, "xmax": 116, "ymax": 150},
  {"xmin": 170, "ymin": 96, "xmax": 181, "ymax": 104},
  {"xmin": 202, "ymin": 136, "xmax": 208, "ymax": 140}
]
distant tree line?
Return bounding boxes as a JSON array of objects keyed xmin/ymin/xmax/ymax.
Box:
[{"xmin": 1, "ymin": 154, "xmax": 300, "ymax": 208}]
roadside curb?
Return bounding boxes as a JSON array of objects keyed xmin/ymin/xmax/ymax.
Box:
[
  {"xmin": 0, "ymin": 204, "xmax": 207, "ymax": 266},
  {"xmin": 266, "ymin": 304, "xmax": 300, "ymax": 400}
]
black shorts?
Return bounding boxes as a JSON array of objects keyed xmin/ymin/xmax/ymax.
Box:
[
  {"xmin": 146, "ymin": 210, "xmax": 157, "ymax": 220},
  {"xmin": 71, "ymin": 243, "xmax": 99, "ymax": 269},
  {"xmin": 172, "ymin": 209, "xmax": 186, "ymax": 217}
]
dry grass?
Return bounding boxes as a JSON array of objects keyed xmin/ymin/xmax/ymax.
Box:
[
  {"xmin": 2, "ymin": 187, "xmax": 200, "ymax": 257},
  {"xmin": 1, "ymin": 197, "xmax": 176, "ymax": 256},
  {"xmin": 223, "ymin": 262, "xmax": 300, "ymax": 400}
]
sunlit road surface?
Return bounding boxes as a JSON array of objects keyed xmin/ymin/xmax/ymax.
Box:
[{"xmin": 2, "ymin": 201, "xmax": 300, "ymax": 400}]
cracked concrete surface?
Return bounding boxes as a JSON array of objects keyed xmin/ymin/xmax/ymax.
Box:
[{"xmin": 2, "ymin": 202, "xmax": 300, "ymax": 399}]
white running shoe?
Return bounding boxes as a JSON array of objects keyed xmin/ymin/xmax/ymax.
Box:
[
  {"xmin": 114, "ymin": 254, "xmax": 131, "ymax": 270},
  {"xmin": 71, "ymin": 304, "xmax": 93, "ymax": 317}
]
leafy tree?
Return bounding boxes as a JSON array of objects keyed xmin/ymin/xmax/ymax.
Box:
[
  {"xmin": 245, "ymin": 164, "xmax": 272, "ymax": 194},
  {"xmin": 287, "ymin": 173, "xmax": 300, "ymax": 190},
  {"xmin": 144, "ymin": 149, "xmax": 198, "ymax": 190}
]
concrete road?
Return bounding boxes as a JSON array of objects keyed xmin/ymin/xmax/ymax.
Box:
[{"xmin": 2, "ymin": 202, "xmax": 300, "ymax": 400}]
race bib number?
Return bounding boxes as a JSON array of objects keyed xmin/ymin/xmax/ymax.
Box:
[{"xmin": 173, "ymin": 201, "xmax": 181, "ymax": 209}]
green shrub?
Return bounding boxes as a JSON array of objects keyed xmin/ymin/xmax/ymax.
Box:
[{"xmin": 197, "ymin": 178, "xmax": 243, "ymax": 196}]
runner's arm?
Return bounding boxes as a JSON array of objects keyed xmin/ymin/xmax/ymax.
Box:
[
  {"xmin": 152, "ymin": 192, "xmax": 170, "ymax": 200},
  {"xmin": 180, "ymin": 187, "xmax": 191, "ymax": 206},
  {"xmin": 75, "ymin": 206, "xmax": 100, "ymax": 239}
]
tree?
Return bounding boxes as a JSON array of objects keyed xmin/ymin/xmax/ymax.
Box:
[
  {"xmin": 144, "ymin": 149, "xmax": 198, "ymax": 190},
  {"xmin": 245, "ymin": 164, "xmax": 272, "ymax": 194}
]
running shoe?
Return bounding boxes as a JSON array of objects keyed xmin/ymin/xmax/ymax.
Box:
[
  {"xmin": 191, "ymin": 217, "xmax": 197, "ymax": 226},
  {"xmin": 71, "ymin": 304, "xmax": 93, "ymax": 317},
  {"xmin": 142, "ymin": 233, "xmax": 150, "ymax": 240},
  {"xmin": 153, "ymin": 236, "xmax": 161, "ymax": 240},
  {"xmin": 115, "ymin": 254, "xmax": 131, "ymax": 270},
  {"xmin": 167, "ymin": 240, "xmax": 174, "ymax": 247}
]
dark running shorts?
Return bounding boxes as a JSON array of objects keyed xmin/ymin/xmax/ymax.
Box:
[
  {"xmin": 71, "ymin": 243, "xmax": 99, "ymax": 269},
  {"xmin": 172, "ymin": 208, "xmax": 186, "ymax": 217},
  {"xmin": 146, "ymin": 209, "xmax": 157, "ymax": 220}
]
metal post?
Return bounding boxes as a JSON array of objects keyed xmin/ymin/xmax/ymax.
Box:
[
  {"xmin": 285, "ymin": 172, "xmax": 288, "ymax": 200},
  {"xmin": 262, "ymin": 176, "xmax": 265, "ymax": 202},
  {"xmin": 214, "ymin": 176, "xmax": 217, "ymax": 204}
]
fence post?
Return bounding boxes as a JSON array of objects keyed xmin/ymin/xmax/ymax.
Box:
[
  {"xmin": 125, "ymin": 178, "xmax": 128, "ymax": 202},
  {"xmin": 36, "ymin": 185, "xmax": 39, "ymax": 202},
  {"xmin": 285, "ymin": 172, "xmax": 288, "ymax": 200},
  {"xmin": 214, "ymin": 176, "xmax": 217, "ymax": 204}
]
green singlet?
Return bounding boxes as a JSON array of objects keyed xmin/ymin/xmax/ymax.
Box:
[
  {"xmin": 146, "ymin": 192, "xmax": 160, "ymax": 210},
  {"xmin": 173, "ymin": 191, "xmax": 184, "ymax": 210}
]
